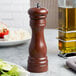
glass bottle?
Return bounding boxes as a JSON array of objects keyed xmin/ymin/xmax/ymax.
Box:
[{"xmin": 58, "ymin": 0, "xmax": 76, "ymax": 55}]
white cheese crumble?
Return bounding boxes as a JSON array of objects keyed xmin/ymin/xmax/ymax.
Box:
[{"xmin": 4, "ymin": 29, "xmax": 31, "ymax": 41}]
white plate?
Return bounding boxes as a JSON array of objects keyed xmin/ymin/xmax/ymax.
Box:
[
  {"xmin": 0, "ymin": 39, "xmax": 30, "ymax": 46},
  {"xmin": 4, "ymin": 61, "xmax": 30, "ymax": 76},
  {"xmin": 0, "ymin": 28, "xmax": 31, "ymax": 46}
]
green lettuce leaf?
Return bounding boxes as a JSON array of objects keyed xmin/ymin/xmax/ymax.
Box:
[{"xmin": 7, "ymin": 65, "xmax": 19, "ymax": 76}]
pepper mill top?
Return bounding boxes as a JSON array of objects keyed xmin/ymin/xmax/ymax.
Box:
[{"xmin": 28, "ymin": 3, "xmax": 48, "ymax": 19}]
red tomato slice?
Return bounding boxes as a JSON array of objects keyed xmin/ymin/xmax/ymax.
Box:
[
  {"xmin": 4, "ymin": 30, "xmax": 9, "ymax": 35},
  {"xmin": 0, "ymin": 30, "xmax": 9, "ymax": 38},
  {"xmin": 0, "ymin": 22, "xmax": 9, "ymax": 38}
]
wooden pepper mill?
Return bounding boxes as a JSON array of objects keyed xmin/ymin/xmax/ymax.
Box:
[{"xmin": 27, "ymin": 3, "xmax": 48, "ymax": 73}]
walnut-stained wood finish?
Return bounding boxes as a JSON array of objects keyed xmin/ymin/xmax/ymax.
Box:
[{"xmin": 27, "ymin": 4, "xmax": 48, "ymax": 73}]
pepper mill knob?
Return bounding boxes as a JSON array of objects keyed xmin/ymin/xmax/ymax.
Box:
[{"xmin": 27, "ymin": 3, "xmax": 48, "ymax": 73}]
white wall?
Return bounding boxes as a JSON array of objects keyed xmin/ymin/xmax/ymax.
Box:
[{"xmin": 0, "ymin": 0, "xmax": 30, "ymax": 30}]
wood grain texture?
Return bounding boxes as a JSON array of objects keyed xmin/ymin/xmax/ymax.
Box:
[{"xmin": 31, "ymin": 0, "xmax": 58, "ymax": 28}]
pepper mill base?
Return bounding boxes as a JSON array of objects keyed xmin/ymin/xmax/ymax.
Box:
[{"xmin": 27, "ymin": 56, "xmax": 48, "ymax": 73}]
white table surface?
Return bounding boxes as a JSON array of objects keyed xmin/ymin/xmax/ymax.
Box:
[{"xmin": 0, "ymin": 29, "xmax": 75, "ymax": 76}]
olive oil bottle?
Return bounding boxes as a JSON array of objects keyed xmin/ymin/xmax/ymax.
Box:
[{"xmin": 58, "ymin": 0, "xmax": 76, "ymax": 55}]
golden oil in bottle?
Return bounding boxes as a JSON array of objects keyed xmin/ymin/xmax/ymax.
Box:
[
  {"xmin": 58, "ymin": 7, "xmax": 76, "ymax": 54},
  {"xmin": 58, "ymin": 31, "xmax": 76, "ymax": 41},
  {"xmin": 59, "ymin": 40, "xmax": 76, "ymax": 54},
  {"xmin": 59, "ymin": 7, "xmax": 76, "ymax": 31}
]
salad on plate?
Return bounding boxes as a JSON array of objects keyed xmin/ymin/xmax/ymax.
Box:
[
  {"xmin": 0, "ymin": 60, "xmax": 29, "ymax": 76},
  {"xmin": 0, "ymin": 22, "xmax": 31, "ymax": 41}
]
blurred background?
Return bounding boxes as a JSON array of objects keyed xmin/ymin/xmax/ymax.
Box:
[
  {"xmin": 0, "ymin": 0, "xmax": 58, "ymax": 29},
  {"xmin": 31, "ymin": 0, "xmax": 58, "ymax": 28}
]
